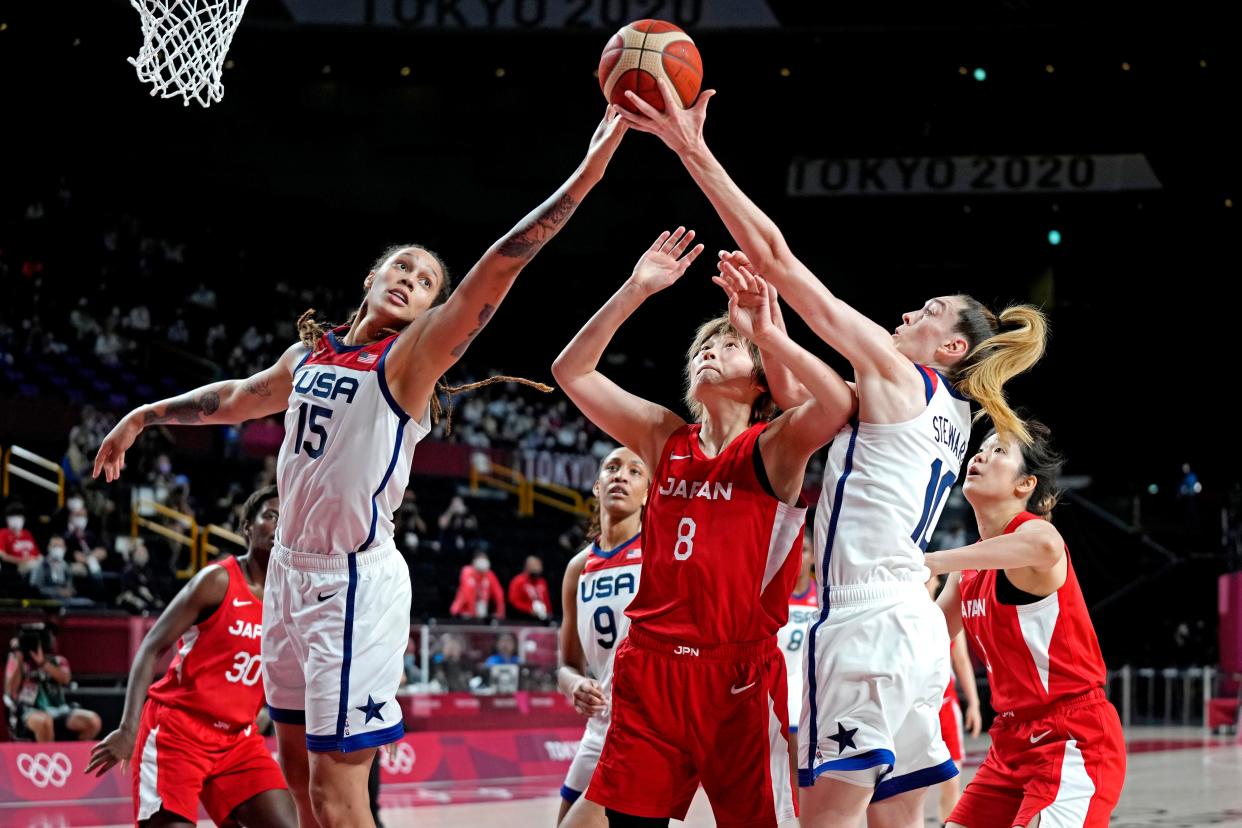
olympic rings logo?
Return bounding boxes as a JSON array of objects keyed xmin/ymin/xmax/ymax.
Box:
[
  {"xmin": 16, "ymin": 752, "xmax": 72, "ymax": 788},
  {"xmin": 379, "ymin": 742, "xmax": 416, "ymax": 774}
]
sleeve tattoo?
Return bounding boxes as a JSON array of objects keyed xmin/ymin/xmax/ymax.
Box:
[
  {"xmin": 450, "ymin": 304, "xmax": 496, "ymax": 358},
  {"xmin": 243, "ymin": 377, "xmax": 272, "ymax": 397},
  {"xmin": 143, "ymin": 391, "xmax": 222, "ymax": 425},
  {"xmin": 496, "ymin": 193, "xmax": 579, "ymax": 260}
]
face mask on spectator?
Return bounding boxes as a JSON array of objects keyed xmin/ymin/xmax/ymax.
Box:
[
  {"xmin": 158, "ymin": 461, "xmax": 172, "ymax": 474},
  {"xmin": 6, "ymin": 517, "xmax": 24, "ymax": 532},
  {"xmin": 71, "ymin": 516, "xmax": 88, "ymax": 531},
  {"xmin": 67, "ymin": 497, "xmax": 85, "ymax": 512},
  {"xmin": 473, "ymin": 557, "xmax": 490, "ymax": 572},
  {"xmin": 49, "ymin": 544, "xmax": 66, "ymax": 561}
]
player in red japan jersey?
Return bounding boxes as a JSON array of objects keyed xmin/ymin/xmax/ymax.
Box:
[
  {"xmin": 553, "ymin": 233, "xmax": 855, "ymax": 827},
  {"xmin": 86, "ymin": 487, "xmax": 295, "ymax": 828},
  {"xmin": 928, "ymin": 423, "xmax": 1126, "ymax": 828}
]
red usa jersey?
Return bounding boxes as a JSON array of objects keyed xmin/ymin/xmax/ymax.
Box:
[
  {"xmin": 277, "ymin": 327, "xmax": 431, "ymax": 555},
  {"xmin": 576, "ymin": 533, "xmax": 642, "ymax": 724},
  {"xmin": 148, "ymin": 556, "xmax": 265, "ymax": 729},
  {"xmin": 958, "ymin": 512, "xmax": 1107, "ymax": 714},
  {"xmin": 626, "ymin": 423, "xmax": 807, "ymax": 645}
]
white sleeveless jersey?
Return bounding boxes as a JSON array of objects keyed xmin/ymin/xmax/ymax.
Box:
[
  {"xmin": 575, "ymin": 533, "xmax": 642, "ymax": 732},
  {"xmin": 814, "ymin": 365, "xmax": 971, "ymax": 589},
  {"xmin": 276, "ymin": 328, "xmax": 430, "ymax": 555}
]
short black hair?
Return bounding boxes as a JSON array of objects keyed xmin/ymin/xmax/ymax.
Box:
[
  {"xmin": 4, "ymin": 502, "xmax": 26, "ymax": 518},
  {"xmin": 240, "ymin": 485, "xmax": 279, "ymax": 527}
]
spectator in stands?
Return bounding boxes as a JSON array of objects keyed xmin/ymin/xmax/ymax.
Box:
[
  {"xmin": 483, "ymin": 633, "xmax": 520, "ymax": 667},
  {"xmin": 166, "ymin": 311, "xmax": 190, "ymax": 345},
  {"xmin": 5, "ymin": 625, "xmax": 101, "ymax": 741},
  {"xmin": 1, "ymin": 502, "xmax": 42, "ymax": 575},
  {"xmin": 450, "ymin": 550, "xmax": 505, "ymax": 620},
  {"xmin": 507, "ymin": 555, "xmax": 552, "ymax": 622},
  {"xmin": 403, "ymin": 637, "xmax": 419, "ymax": 686},
  {"xmin": 430, "ymin": 633, "xmax": 472, "ymax": 692},
  {"xmin": 187, "ymin": 281, "xmax": 218, "ymax": 310},
  {"xmin": 63, "ymin": 505, "xmax": 102, "ymax": 553},
  {"xmin": 94, "ymin": 320, "xmax": 126, "ymax": 367},
  {"xmin": 438, "ymin": 495, "xmax": 481, "ymax": 553},
  {"xmin": 28, "ymin": 539, "xmax": 87, "ymax": 603},
  {"xmin": 116, "ymin": 539, "xmax": 165, "ymax": 614},
  {"xmin": 395, "ymin": 489, "xmax": 428, "ymax": 554}
]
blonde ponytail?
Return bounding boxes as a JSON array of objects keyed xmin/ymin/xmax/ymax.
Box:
[{"xmin": 951, "ymin": 302, "xmax": 1048, "ymax": 445}]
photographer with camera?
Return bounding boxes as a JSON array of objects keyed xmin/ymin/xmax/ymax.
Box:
[{"xmin": 4, "ymin": 624, "xmax": 101, "ymax": 742}]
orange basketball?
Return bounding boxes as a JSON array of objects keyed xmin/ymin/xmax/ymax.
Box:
[{"xmin": 599, "ymin": 19, "xmax": 702, "ymax": 113}]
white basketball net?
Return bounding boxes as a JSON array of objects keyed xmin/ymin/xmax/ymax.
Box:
[{"xmin": 128, "ymin": 0, "xmax": 250, "ymax": 108}]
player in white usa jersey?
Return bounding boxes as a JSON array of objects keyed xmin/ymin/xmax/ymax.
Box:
[
  {"xmin": 616, "ymin": 78, "xmax": 1050, "ymax": 828},
  {"xmin": 93, "ymin": 108, "xmax": 630, "ymax": 828},
  {"xmin": 556, "ymin": 447, "xmax": 649, "ymax": 828}
]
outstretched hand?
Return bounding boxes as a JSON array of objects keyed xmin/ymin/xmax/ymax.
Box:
[
  {"xmin": 628, "ymin": 227, "xmax": 706, "ymax": 296},
  {"xmin": 615, "ymin": 77, "xmax": 716, "ymax": 155},
  {"xmin": 712, "ymin": 259, "xmax": 781, "ymax": 347},
  {"xmin": 584, "ymin": 104, "xmax": 630, "ymax": 173},
  {"xmin": 93, "ymin": 413, "xmax": 142, "ymax": 483}
]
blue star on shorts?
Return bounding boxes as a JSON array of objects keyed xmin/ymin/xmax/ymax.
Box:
[
  {"xmin": 356, "ymin": 695, "xmax": 386, "ymax": 724},
  {"xmin": 827, "ymin": 722, "xmax": 858, "ymax": 754}
]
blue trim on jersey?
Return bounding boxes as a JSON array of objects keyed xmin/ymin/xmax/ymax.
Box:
[
  {"xmin": 305, "ymin": 731, "xmax": 342, "ymax": 752},
  {"xmin": 805, "ymin": 422, "xmax": 860, "ymax": 779},
  {"xmin": 790, "ymin": 583, "xmax": 814, "ymax": 601},
  {"xmin": 335, "ymin": 552, "xmax": 360, "ymax": 745},
  {"xmin": 932, "ymin": 368, "xmax": 969, "ymax": 401},
  {"xmin": 591, "ymin": 532, "xmax": 641, "ymax": 559},
  {"xmin": 798, "ymin": 748, "xmax": 895, "ymax": 788},
  {"xmin": 340, "ymin": 721, "xmax": 405, "ymax": 752},
  {"xmin": 327, "ymin": 328, "xmax": 368, "ymax": 353},
  {"xmin": 359, "ymin": 426, "xmax": 407, "ymax": 553},
  {"xmin": 294, "ymin": 348, "xmax": 313, "ymax": 373},
  {"xmin": 267, "ymin": 705, "xmax": 306, "ymax": 725},
  {"xmin": 305, "ymin": 722, "xmax": 405, "ymax": 753},
  {"xmin": 560, "ymin": 785, "xmax": 584, "ymax": 804},
  {"xmin": 376, "ymin": 338, "xmax": 409, "ymax": 420},
  {"xmin": 871, "ymin": 758, "xmax": 958, "ymax": 802},
  {"xmin": 917, "ymin": 364, "xmax": 935, "ymax": 404}
]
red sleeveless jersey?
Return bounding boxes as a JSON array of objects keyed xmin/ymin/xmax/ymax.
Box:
[
  {"xmin": 625, "ymin": 423, "xmax": 807, "ymax": 646},
  {"xmin": 958, "ymin": 512, "xmax": 1107, "ymax": 714},
  {"xmin": 148, "ymin": 556, "xmax": 265, "ymax": 729}
]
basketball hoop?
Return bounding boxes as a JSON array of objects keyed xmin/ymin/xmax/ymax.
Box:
[{"xmin": 128, "ymin": 0, "xmax": 250, "ymax": 108}]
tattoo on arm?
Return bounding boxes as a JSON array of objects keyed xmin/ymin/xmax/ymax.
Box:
[
  {"xmin": 496, "ymin": 193, "xmax": 579, "ymax": 260},
  {"xmin": 143, "ymin": 391, "xmax": 222, "ymax": 425},
  {"xmin": 450, "ymin": 304, "xmax": 496, "ymax": 358},
  {"xmin": 242, "ymin": 377, "xmax": 272, "ymax": 397}
]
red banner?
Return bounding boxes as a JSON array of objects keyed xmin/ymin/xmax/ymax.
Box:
[{"xmin": 0, "ymin": 728, "xmax": 585, "ymax": 825}]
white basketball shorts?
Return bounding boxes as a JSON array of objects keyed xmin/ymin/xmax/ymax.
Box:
[
  {"xmin": 262, "ymin": 538, "xmax": 411, "ymax": 753},
  {"xmin": 798, "ymin": 580, "xmax": 958, "ymax": 800}
]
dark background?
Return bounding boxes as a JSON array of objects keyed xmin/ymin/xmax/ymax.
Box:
[{"xmin": 1, "ymin": 1, "xmax": 1239, "ymax": 666}]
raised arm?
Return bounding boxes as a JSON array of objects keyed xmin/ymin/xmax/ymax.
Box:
[
  {"xmin": 714, "ymin": 264, "xmax": 856, "ymax": 503},
  {"xmin": 84, "ymin": 564, "xmax": 230, "ymax": 776},
  {"xmin": 616, "ymin": 80, "xmax": 908, "ymax": 388},
  {"xmin": 719, "ymin": 250, "xmax": 812, "ymax": 411},
  {"xmin": 551, "ymin": 228, "xmax": 702, "ymax": 470},
  {"xmin": 93, "ymin": 342, "xmax": 304, "ymax": 482},
  {"xmin": 556, "ymin": 550, "xmax": 606, "ymax": 717},
  {"xmin": 386, "ymin": 108, "xmax": 628, "ymax": 411}
]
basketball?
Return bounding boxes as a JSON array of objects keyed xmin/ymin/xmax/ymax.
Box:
[{"xmin": 598, "ymin": 19, "xmax": 703, "ymax": 113}]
